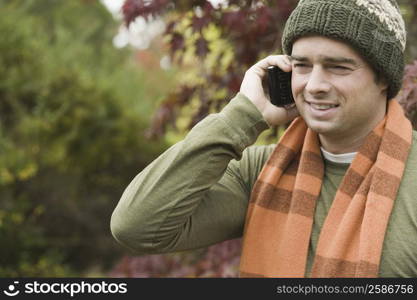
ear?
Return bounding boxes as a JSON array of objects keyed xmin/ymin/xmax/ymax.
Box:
[
  {"xmin": 377, "ymin": 76, "xmax": 388, "ymax": 96},
  {"xmin": 380, "ymin": 83, "xmax": 388, "ymax": 97}
]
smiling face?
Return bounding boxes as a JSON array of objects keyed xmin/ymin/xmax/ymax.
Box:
[{"xmin": 290, "ymin": 36, "xmax": 388, "ymax": 152}]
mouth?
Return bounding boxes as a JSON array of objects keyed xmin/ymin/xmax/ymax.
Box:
[
  {"xmin": 305, "ymin": 100, "xmax": 340, "ymax": 119},
  {"xmin": 307, "ymin": 101, "xmax": 340, "ymax": 110}
]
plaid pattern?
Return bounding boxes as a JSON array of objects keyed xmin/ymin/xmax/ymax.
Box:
[{"xmin": 239, "ymin": 100, "xmax": 412, "ymax": 277}]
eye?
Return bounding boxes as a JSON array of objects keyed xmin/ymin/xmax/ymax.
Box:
[
  {"xmin": 294, "ymin": 63, "xmax": 311, "ymax": 68},
  {"xmin": 330, "ymin": 65, "xmax": 351, "ymax": 71}
]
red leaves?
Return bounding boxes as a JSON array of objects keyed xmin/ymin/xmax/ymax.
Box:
[
  {"xmin": 109, "ymin": 239, "xmax": 242, "ymax": 277},
  {"xmin": 195, "ymin": 37, "xmax": 209, "ymax": 58},
  {"xmin": 275, "ymin": 0, "xmax": 297, "ymax": 20},
  {"xmin": 169, "ymin": 32, "xmax": 184, "ymax": 54},
  {"xmin": 398, "ymin": 60, "xmax": 417, "ymax": 129},
  {"xmin": 122, "ymin": 0, "xmax": 170, "ymax": 26},
  {"xmin": 191, "ymin": 3, "xmax": 213, "ymax": 58},
  {"xmin": 191, "ymin": 15, "xmax": 210, "ymax": 33},
  {"xmin": 120, "ymin": 1, "xmax": 299, "ymax": 138},
  {"xmin": 122, "ymin": 0, "xmax": 142, "ymax": 26},
  {"xmin": 222, "ymin": 10, "xmax": 248, "ymax": 32},
  {"xmin": 255, "ymin": 6, "xmax": 273, "ymax": 34},
  {"xmin": 191, "ymin": 3, "xmax": 213, "ymax": 33},
  {"xmin": 121, "ymin": 0, "xmax": 159, "ymax": 25},
  {"xmin": 145, "ymin": 85, "xmax": 195, "ymax": 139}
]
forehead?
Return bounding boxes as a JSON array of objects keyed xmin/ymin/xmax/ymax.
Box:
[{"xmin": 291, "ymin": 35, "xmax": 365, "ymax": 63}]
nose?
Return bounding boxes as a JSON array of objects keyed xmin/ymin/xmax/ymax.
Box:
[{"xmin": 305, "ymin": 66, "xmax": 331, "ymax": 96}]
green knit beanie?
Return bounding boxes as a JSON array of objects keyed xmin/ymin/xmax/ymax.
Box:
[{"xmin": 282, "ymin": 0, "xmax": 406, "ymax": 100}]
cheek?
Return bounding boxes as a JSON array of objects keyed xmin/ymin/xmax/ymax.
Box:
[
  {"xmin": 291, "ymin": 76, "xmax": 305, "ymax": 99},
  {"xmin": 337, "ymin": 78, "xmax": 378, "ymax": 109}
]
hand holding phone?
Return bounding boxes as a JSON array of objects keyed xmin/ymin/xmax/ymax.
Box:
[
  {"xmin": 267, "ymin": 66, "xmax": 294, "ymax": 108},
  {"xmin": 239, "ymin": 55, "xmax": 298, "ymax": 126}
]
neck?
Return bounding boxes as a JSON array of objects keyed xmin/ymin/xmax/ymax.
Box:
[
  {"xmin": 319, "ymin": 115, "xmax": 386, "ymax": 154},
  {"xmin": 319, "ymin": 133, "xmax": 365, "ymax": 154}
]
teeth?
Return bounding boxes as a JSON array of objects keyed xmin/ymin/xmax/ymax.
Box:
[{"xmin": 310, "ymin": 103, "xmax": 338, "ymax": 110}]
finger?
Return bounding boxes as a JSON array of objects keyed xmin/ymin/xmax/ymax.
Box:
[{"xmin": 254, "ymin": 55, "xmax": 292, "ymax": 72}]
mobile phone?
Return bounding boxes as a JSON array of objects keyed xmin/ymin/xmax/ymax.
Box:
[{"xmin": 267, "ymin": 66, "xmax": 294, "ymax": 107}]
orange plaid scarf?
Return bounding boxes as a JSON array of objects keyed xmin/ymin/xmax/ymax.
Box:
[{"xmin": 239, "ymin": 100, "xmax": 412, "ymax": 277}]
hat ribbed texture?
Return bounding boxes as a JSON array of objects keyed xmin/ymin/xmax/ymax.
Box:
[{"xmin": 282, "ymin": 0, "xmax": 406, "ymax": 99}]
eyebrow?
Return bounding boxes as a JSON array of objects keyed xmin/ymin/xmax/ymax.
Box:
[{"xmin": 289, "ymin": 55, "xmax": 360, "ymax": 67}]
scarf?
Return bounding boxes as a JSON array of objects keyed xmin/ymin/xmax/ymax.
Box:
[{"xmin": 239, "ymin": 100, "xmax": 412, "ymax": 277}]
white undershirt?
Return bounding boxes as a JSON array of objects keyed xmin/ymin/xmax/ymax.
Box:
[{"xmin": 320, "ymin": 147, "xmax": 357, "ymax": 164}]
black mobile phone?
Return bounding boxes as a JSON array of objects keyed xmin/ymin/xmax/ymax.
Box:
[{"xmin": 267, "ymin": 65, "xmax": 294, "ymax": 107}]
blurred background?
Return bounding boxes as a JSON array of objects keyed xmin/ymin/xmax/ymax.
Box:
[{"xmin": 1, "ymin": 0, "xmax": 416, "ymax": 277}]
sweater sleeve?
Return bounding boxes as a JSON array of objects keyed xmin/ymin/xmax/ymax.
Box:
[{"xmin": 110, "ymin": 93, "xmax": 270, "ymax": 255}]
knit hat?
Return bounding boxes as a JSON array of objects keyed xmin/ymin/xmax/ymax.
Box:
[{"xmin": 282, "ymin": 0, "xmax": 406, "ymax": 100}]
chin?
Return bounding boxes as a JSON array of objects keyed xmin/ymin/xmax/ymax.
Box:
[{"xmin": 304, "ymin": 119, "xmax": 335, "ymax": 134}]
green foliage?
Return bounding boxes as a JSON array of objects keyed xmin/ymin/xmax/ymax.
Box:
[{"xmin": 0, "ymin": 0, "xmax": 172, "ymax": 276}]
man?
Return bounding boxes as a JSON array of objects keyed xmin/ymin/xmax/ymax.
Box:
[{"xmin": 111, "ymin": 0, "xmax": 417, "ymax": 277}]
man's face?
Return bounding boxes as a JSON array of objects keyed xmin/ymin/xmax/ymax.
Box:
[{"xmin": 290, "ymin": 36, "xmax": 388, "ymax": 146}]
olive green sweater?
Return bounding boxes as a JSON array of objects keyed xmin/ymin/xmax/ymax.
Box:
[{"xmin": 111, "ymin": 93, "xmax": 417, "ymax": 277}]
